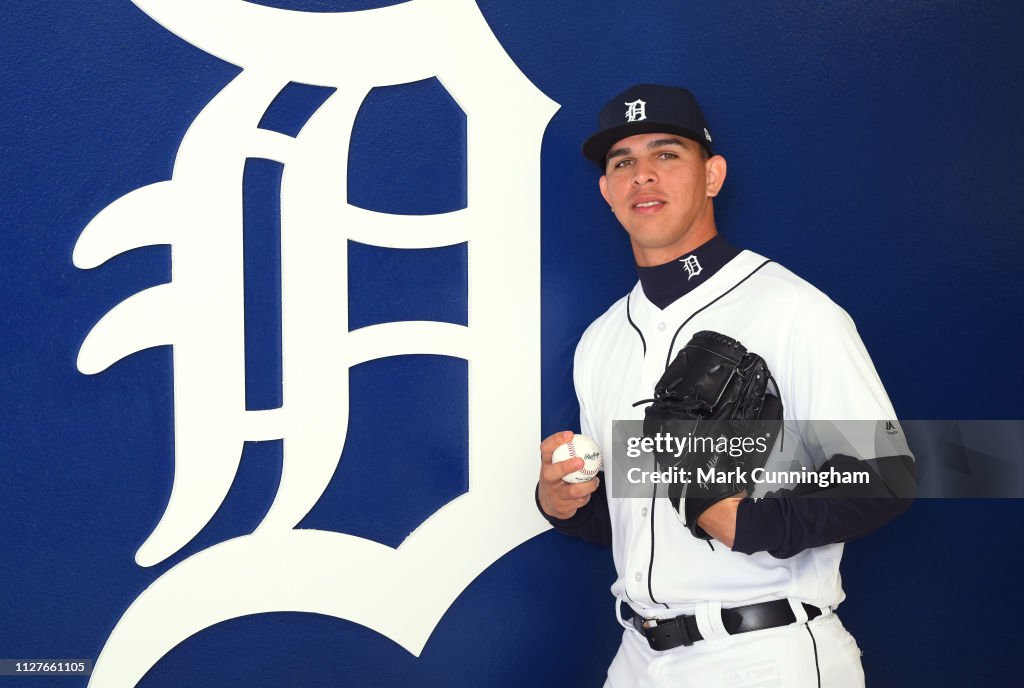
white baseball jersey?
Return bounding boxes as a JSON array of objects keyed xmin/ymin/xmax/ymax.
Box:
[{"xmin": 573, "ymin": 250, "xmax": 897, "ymax": 616}]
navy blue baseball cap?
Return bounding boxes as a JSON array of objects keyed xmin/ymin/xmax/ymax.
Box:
[{"xmin": 582, "ymin": 84, "xmax": 714, "ymax": 169}]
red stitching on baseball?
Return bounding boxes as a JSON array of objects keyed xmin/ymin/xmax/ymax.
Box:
[
  {"xmin": 566, "ymin": 466, "xmax": 598, "ymax": 482},
  {"xmin": 568, "ymin": 441, "xmax": 577, "ymax": 458}
]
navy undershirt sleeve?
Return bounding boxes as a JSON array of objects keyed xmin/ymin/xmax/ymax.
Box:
[
  {"xmin": 733, "ymin": 454, "xmax": 915, "ymax": 559},
  {"xmin": 535, "ymin": 473, "xmax": 612, "ymax": 547}
]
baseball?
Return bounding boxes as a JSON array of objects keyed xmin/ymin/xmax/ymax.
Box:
[{"xmin": 552, "ymin": 434, "xmax": 603, "ymax": 483}]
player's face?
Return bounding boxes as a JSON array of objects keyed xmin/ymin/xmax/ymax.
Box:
[{"xmin": 599, "ymin": 133, "xmax": 726, "ymax": 267}]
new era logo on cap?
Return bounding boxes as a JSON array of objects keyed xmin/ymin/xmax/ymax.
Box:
[{"xmin": 582, "ymin": 84, "xmax": 714, "ymax": 168}]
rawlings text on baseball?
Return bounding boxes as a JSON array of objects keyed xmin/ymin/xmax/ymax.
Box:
[{"xmin": 552, "ymin": 435, "xmax": 603, "ymax": 483}]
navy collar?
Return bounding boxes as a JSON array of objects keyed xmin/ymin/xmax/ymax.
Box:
[{"xmin": 636, "ymin": 234, "xmax": 742, "ymax": 310}]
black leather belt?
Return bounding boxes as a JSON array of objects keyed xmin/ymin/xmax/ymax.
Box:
[{"xmin": 626, "ymin": 600, "xmax": 823, "ymax": 652}]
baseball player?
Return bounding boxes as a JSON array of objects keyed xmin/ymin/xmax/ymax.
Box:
[{"xmin": 536, "ymin": 84, "xmax": 915, "ymax": 687}]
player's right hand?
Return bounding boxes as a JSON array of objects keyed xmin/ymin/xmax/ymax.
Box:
[{"xmin": 537, "ymin": 430, "xmax": 601, "ymax": 520}]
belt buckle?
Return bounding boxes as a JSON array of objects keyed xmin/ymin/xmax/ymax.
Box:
[{"xmin": 642, "ymin": 615, "xmax": 695, "ymax": 649}]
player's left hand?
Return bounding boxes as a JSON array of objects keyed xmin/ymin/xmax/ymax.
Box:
[{"xmin": 692, "ymin": 492, "xmax": 745, "ymax": 548}]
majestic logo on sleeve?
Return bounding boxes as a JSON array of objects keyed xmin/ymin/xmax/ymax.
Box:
[
  {"xmin": 624, "ymin": 99, "xmax": 647, "ymax": 122},
  {"xmin": 73, "ymin": 1, "xmax": 557, "ymax": 685},
  {"xmin": 679, "ymin": 255, "xmax": 702, "ymax": 280}
]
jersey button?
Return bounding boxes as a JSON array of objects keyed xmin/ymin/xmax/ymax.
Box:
[
  {"xmin": 634, "ymin": 572, "xmax": 643, "ymax": 582},
  {"xmin": 641, "ymin": 507, "xmax": 648, "ymax": 517},
  {"xmin": 657, "ymin": 322, "xmax": 666, "ymax": 331}
]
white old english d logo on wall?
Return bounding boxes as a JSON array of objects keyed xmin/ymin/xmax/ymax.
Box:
[{"xmin": 73, "ymin": 1, "xmax": 557, "ymax": 685}]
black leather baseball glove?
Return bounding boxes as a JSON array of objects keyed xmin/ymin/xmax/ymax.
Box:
[{"xmin": 638, "ymin": 330, "xmax": 784, "ymax": 540}]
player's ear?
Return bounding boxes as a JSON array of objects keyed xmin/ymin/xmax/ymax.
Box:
[
  {"xmin": 599, "ymin": 175, "xmax": 611, "ymax": 207},
  {"xmin": 705, "ymin": 155, "xmax": 727, "ymax": 198}
]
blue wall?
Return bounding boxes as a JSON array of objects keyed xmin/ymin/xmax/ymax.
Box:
[{"xmin": 2, "ymin": 1, "xmax": 1023, "ymax": 686}]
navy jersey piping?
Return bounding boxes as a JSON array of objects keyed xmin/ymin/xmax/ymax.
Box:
[
  {"xmin": 663, "ymin": 259, "xmax": 774, "ymax": 369},
  {"xmin": 626, "ymin": 292, "xmax": 647, "ymax": 357}
]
